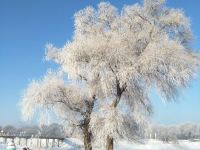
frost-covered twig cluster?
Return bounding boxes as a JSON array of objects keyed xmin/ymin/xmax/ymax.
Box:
[{"xmin": 20, "ymin": 0, "xmax": 199, "ymax": 149}]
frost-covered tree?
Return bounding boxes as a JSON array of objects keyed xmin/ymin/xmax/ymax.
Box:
[
  {"xmin": 151, "ymin": 123, "xmax": 200, "ymax": 141},
  {"xmin": 19, "ymin": 126, "xmax": 40, "ymax": 137},
  {"xmin": 46, "ymin": 0, "xmax": 199, "ymax": 149},
  {"xmin": 35, "ymin": 123, "xmax": 65, "ymax": 138},
  {"xmin": 20, "ymin": 72, "xmax": 99, "ymax": 150},
  {"xmin": 44, "ymin": 123, "xmax": 65, "ymax": 138},
  {"xmin": 20, "ymin": 0, "xmax": 199, "ymax": 149},
  {"xmin": 3, "ymin": 125, "xmax": 17, "ymax": 135}
]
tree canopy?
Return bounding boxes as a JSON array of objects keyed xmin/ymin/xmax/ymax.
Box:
[{"xmin": 21, "ymin": 0, "xmax": 199, "ymax": 150}]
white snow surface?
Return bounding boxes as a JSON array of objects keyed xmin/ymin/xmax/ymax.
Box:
[
  {"xmin": 115, "ymin": 140, "xmax": 200, "ymax": 150},
  {"xmin": 1, "ymin": 139, "xmax": 200, "ymax": 150}
]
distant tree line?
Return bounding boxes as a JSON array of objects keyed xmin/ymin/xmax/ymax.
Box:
[
  {"xmin": 149, "ymin": 123, "xmax": 200, "ymax": 142},
  {"xmin": 0, "ymin": 123, "xmax": 65, "ymax": 138},
  {"xmin": 1, "ymin": 123, "xmax": 200, "ymax": 142}
]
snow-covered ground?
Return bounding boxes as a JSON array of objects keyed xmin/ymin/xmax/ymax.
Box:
[
  {"xmin": 1, "ymin": 139, "xmax": 200, "ymax": 150},
  {"xmin": 115, "ymin": 140, "xmax": 200, "ymax": 150}
]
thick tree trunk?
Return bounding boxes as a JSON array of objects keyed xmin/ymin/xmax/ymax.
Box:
[
  {"xmin": 82, "ymin": 99, "xmax": 95, "ymax": 150},
  {"xmin": 105, "ymin": 79, "xmax": 126, "ymax": 150},
  {"xmin": 106, "ymin": 136, "xmax": 114, "ymax": 150},
  {"xmin": 83, "ymin": 124, "xmax": 92, "ymax": 150}
]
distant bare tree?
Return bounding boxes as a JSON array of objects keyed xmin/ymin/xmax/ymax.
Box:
[
  {"xmin": 151, "ymin": 123, "xmax": 200, "ymax": 141},
  {"xmin": 45, "ymin": 123, "xmax": 65, "ymax": 138},
  {"xmin": 3, "ymin": 125, "xmax": 17, "ymax": 135}
]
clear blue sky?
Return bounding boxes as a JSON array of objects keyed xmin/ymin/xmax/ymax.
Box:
[{"xmin": 0, "ymin": 0, "xmax": 200, "ymax": 126}]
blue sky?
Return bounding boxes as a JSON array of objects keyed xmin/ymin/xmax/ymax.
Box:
[{"xmin": 0, "ymin": 0, "xmax": 199, "ymax": 126}]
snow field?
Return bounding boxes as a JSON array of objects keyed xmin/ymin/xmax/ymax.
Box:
[{"xmin": 1, "ymin": 139, "xmax": 200, "ymax": 150}]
